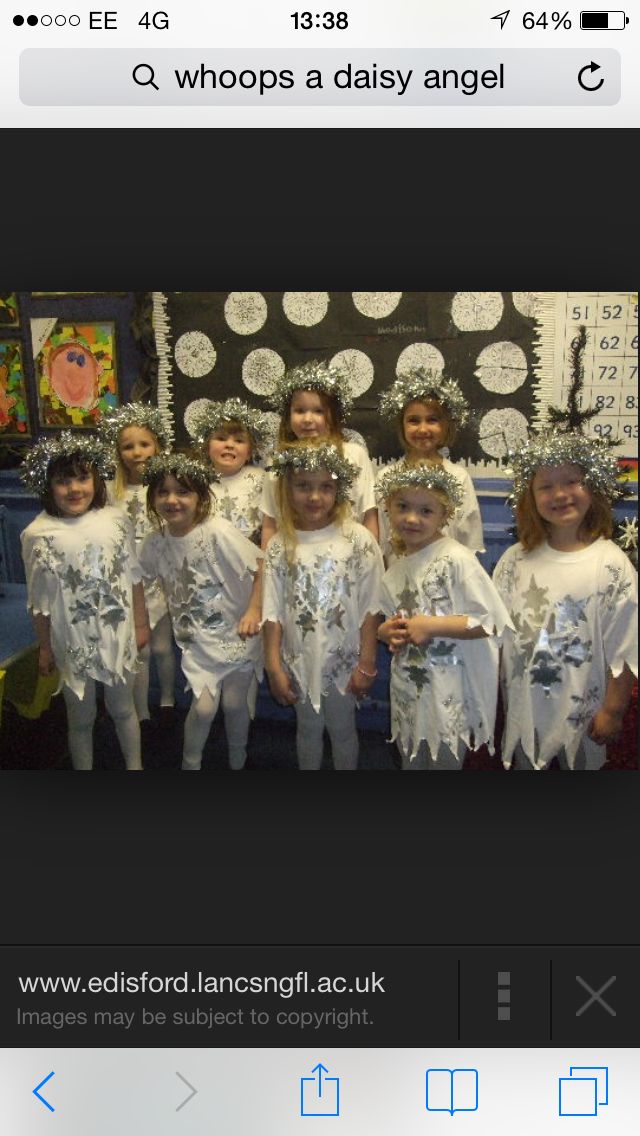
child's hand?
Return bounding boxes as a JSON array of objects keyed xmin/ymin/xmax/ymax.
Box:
[
  {"xmin": 238, "ymin": 606, "xmax": 261, "ymax": 638},
  {"xmin": 347, "ymin": 665, "xmax": 376, "ymax": 699},
  {"xmin": 267, "ymin": 668, "xmax": 298, "ymax": 706},
  {"xmin": 38, "ymin": 644, "xmax": 56, "ymax": 677},
  {"xmin": 404, "ymin": 615, "xmax": 433, "ymax": 646},
  {"xmin": 378, "ymin": 615, "xmax": 409, "ymax": 654},
  {"xmin": 587, "ymin": 706, "xmax": 625, "ymax": 746},
  {"xmin": 135, "ymin": 623, "xmax": 151, "ymax": 651}
]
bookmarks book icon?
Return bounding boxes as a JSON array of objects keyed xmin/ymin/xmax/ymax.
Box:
[
  {"xmin": 300, "ymin": 1063, "xmax": 340, "ymax": 1117},
  {"xmin": 426, "ymin": 1068, "xmax": 478, "ymax": 1114}
]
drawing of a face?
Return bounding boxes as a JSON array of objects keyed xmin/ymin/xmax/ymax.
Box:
[{"xmin": 48, "ymin": 342, "xmax": 100, "ymax": 411}]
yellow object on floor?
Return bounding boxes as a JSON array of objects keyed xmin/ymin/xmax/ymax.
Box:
[{"xmin": 3, "ymin": 646, "xmax": 59, "ymax": 720}]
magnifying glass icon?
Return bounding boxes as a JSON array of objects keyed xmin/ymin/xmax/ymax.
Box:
[{"xmin": 132, "ymin": 63, "xmax": 159, "ymax": 91}]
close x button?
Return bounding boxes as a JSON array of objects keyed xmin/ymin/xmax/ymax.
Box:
[{"xmin": 552, "ymin": 950, "xmax": 639, "ymax": 1044}]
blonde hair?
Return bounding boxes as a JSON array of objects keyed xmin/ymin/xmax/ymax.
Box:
[
  {"xmin": 278, "ymin": 388, "xmax": 344, "ymax": 446},
  {"xmin": 113, "ymin": 425, "xmax": 163, "ymax": 500},
  {"xmin": 386, "ymin": 482, "xmax": 453, "ymax": 557},
  {"xmin": 399, "ymin": 398, "xmax": 457, "ymax": 453},
  {"xmin": 276, "ymin": 461, "xmax": 351, "ymax": 565},
  {"xmin": 516, "ymin": 478, "xmax": 614, "ymax": 551}
]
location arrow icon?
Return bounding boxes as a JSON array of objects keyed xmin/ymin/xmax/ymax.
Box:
[
  {"xmin": 33, "ymin": 1071, "xmax": 56, "ymax": 1113},
  {"xmin": 491, "ymin": 9, "xmax": 510, "ymax": 28},
  {"xmin": 175, "ymin": 1071, "xmax": 198, "ymax": 1112}
]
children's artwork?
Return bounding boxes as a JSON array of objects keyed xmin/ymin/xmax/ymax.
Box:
[
  {"xmin": 34, "ymin": 321, "xmax": 118, "ymax": 428},
  {"xmin": 0, "ymin": 293, "xmax": 20, "ymax": 328},
  {"xmin": 0, "ymin": 340, "xmax": 31, "ymax": 438}
]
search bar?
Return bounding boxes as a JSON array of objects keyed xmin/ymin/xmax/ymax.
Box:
[{"xmin": 19, "ymin": 49, "xmax": 620, "ymax": 105}]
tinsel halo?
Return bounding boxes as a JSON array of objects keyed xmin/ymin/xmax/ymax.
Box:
[
  {"xmin": 270, "ymin": 442, "xmax": 358, "ymax": 502},
  {"xmin": 264, "ymin": 359, "xmax": 354, "ymax": 419},
  {"xmin": 187, "ymin": 398, "xmax": 269, "ymax": 453},
  {"xmin": 142, "ymin": 453, "xmax": 217, "ymax": 492},
  {"xmin": 21, "ymin": 431, "xmax": 115, "ymax": 495},
  {"xmin": 378, "ymin": 368, "xmax": 470, "ymax": 427},
  {"xmin": 97, "ymin": 403, "xmax": 170, "ymax": 450},
  {"xmin": 376, "ymin": 459, "xmax": 464, "ymax": 508},
  {"xmin": 508, "ymin": 430, "xmax": 621, "ymax": 503}
]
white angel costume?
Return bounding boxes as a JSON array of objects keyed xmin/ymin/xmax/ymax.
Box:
[
  {"xmin": 138, "ymin": 515, "xmax": 263, "ymax": 702},
  {"xmin": 377, "ymin": 457, "xmax": 484, "ymax": 562},
  {"xmin": 209, "ymin": 465, "xmax": 265, "ymax": 545},
  {"xmin": 21, "ymin": 506, "xmax": 141, "ymax": 699},
  {"xmin": 261, "ymin": 440, "xmax": 376, "ymax": 526},
  {"xmin": 107, "ymin": 482, "xmax": 168, "ymax": 629},
  {"xmin": 493, "ymin": 538, "xmax": 638, "ymax": 770},
  {"xmin": 263, "ymin": 521, "xmax": 383, "ymax": 712},
  {"xmin": 381, "ymin": 536, "xmax": 511, "ymax": 766}
]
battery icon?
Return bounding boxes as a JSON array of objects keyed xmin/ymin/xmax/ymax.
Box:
[{"xmin": 580, "ymin": 11, "xmax": 629, "ymax": 28}]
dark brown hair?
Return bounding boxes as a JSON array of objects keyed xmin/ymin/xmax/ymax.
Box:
[
  {"xmin": 146, "ymin": 467, "xmax": 212, "ymax": 530},
  {"xmin": 399, "ymin": 398, "xmax": 457, "ymax": 453},
  {"xmin": 278, "ymin": 388, "xmax": 343, "ymax": 445},
  {"xmin": 42, "ymin": 455, "xmax": 107, "ymax": 515}
]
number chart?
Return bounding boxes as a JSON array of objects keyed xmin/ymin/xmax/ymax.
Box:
[{"xmin": 533, "ymin": 291, "xmax": 638, "ymax": 459}]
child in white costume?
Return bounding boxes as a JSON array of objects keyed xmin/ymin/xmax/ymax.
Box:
[
  {"xmin": 262, "ymin": 441, "xmax": 384, "ymax": 770},
  {"xmin": 20, "ymin": 432, "xmax": 148, "ymax": 770},
  {"xmin": 377, "ymin": 461, "xmax": 511, "ymax": 769},
  {"xmin": 139, "ymin": 454, "xmax": 263, "ymax": 770},
  {"xmin": 377, "ymin": 368, "xmax": 483, "ymax": 560},
  {"xmin": 99, "ymin": 403, "xmax": 176, "ymax": 723},
  {"xmin": 493, "ymin": 431, "xmax": 637, "ymax": 771},
  {"xmin": 189, "ymin": 397, "xmax": 270, "ymax": 546},
  {"xmin": 260, "ymin": 359, "xmax": 378, "ymax": 547}
]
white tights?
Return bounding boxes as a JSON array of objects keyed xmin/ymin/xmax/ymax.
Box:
[
  {"xmin": 295, "ymin": 687, "xmax": 358, "ymax": 771},
  {"xmin": 133, "ymin": 613, "xmax": 176, "ymax": 721},
  {"xmin": 182, "ymin": 669, "xmax": 256, "ymax": 770},
  {"xmin": 63, "ymin": 675, "xmax": 141, "ymax": 770}
]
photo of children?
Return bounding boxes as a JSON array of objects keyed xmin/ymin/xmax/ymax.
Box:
[{"xmin": 0, "ymin": 292, "xmax": 636, "ymax": 770}]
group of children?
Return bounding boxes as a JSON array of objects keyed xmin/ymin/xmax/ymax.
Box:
[{"xmin": 19, "ymin": 362, "xmax": 638, "ymax": 772}]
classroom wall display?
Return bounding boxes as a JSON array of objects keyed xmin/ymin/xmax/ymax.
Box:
[
  {"xmin": 0, "ymin": 293, "xmax": 20, "ymax": 328},
  {"xmin": 154, "ymin": 291, "xmax": 553, "ymax": 474},
  {"xmin": 33, "ymin": 319, "xmax": 119, "ymax": 428},
  {"xmin": 532, "ymin": 291, "xmax": 638, "ymax": 461},
  {"xmin": 0, "ymin": 341, "xmax": 31, "ymax": 438}
]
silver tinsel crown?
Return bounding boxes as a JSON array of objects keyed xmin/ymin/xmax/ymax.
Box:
[
  {"xmin": 270, "ymin": 442, "xmax": 358, "ymax": 502},
  {"xmin": 376, "ymin": 459, "xmax": 464, "ymax": 508},
  {"xmin": 187, "ymin": 398, "xmax": 269, "ymax": 453},
  {"xmin": 265, "ymin": 359, "xmax": 354, "ymax": 419},
  {"xmin": 21, "ymin": 431, "xmax": 115, "ymax": 495},
  {"xmin": 378, "ymin": 368, "xmax": 470, "ymax": 427},
  {"xmin": 142, "ymin": 453, "xmax": 217, "ymax": 492},
  {"xmin": 508, "ymin": 430, "xmax": 621, "ymax": 503},
  {"xmin": 97, "ymin": 403, "xmax": 170, "ymax": 450}
]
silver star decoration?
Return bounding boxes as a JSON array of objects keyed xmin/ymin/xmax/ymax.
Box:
[{"xmin": 617, "ymin": 515, "xmax": 638, "ymax": 552}]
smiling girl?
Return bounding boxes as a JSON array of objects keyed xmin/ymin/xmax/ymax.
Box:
[
  {"xmin": 493, "ymin": 431, "xmax": 637, "ymax": 771},
  {"xmin": 20, "ymin": 432, "xmax": 148, "ymax": 770},
  {"xmin": 99, "ymin": 403, "xmax": 175, "ymax": 726},
  {"xmin": 377, "ymin": 368, "xmax": 483, "ymax": 559},
  {"xmin": 260, "ymin": 359, "xmax": 378, "ymax": 548},
  {"xmin": 377, "ymin": 461, "xmax": 510, "ymax": 770},
  {"xmin": 139, "ymin": 454, "xmax": 263, "ymax": 770},
  {"xmin": 262, "ymin": 441, "xmax": 383, "ymax": 771}
]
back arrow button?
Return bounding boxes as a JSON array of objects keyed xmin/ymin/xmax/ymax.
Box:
[
  {"xmin": 578, "ymin": 61, "xmax": 605, "ymax": 91},
  {"xmin": 33, "ymin": 1071, "xmax": 56, "ymax": 1113}
]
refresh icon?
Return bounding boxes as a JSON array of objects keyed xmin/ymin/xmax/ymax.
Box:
[{"xmin": 578, "ymin": 61, "xmax": 604, "ymax": 90}]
